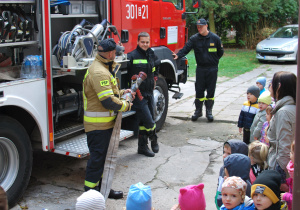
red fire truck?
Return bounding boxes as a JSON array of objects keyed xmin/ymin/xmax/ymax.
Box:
[{"xmin": 0, "ymin": 0, "xmax": 200, "ymax": 207}]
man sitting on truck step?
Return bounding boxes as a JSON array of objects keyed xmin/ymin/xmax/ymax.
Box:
[
  {"xmin": 82, "ymin": 38, "xmax": 133, "ymax": 199},
  {"xmin": 127, "ymin": 32, "xmax": 160, "ymax": 157}
]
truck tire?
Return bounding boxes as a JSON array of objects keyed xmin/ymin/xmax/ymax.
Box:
[
  {"xmin": 153, "ymin": 77, "xmax": 168, "ymax": 131},
  {"xmin": 0, "ymin": 115, "xmax": 32, "ymax": 208}
]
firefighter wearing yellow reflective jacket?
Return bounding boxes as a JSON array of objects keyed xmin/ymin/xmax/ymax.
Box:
[
  {"xmin": 82, "ymin": 39, "xmax": 132, "ymax": 199},
  {"xmin": 127, "ymin": 32, "xmax": 160, "ymax": 157}
]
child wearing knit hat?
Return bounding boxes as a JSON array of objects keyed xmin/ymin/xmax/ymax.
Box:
[
  {"xmin": 171, "ymin": 183, "xmax": 206, "ymax": 210},
  {"xmin": 251, "ymin": 170, "xmax": 287, "ymax": 210},
  {"xmin": 256, "ymin": 77, "xmax": 267, "ymax": 95},
  {"xmin": 238, "ymin": 85, "xmax": 260, "ymax": 144},
  {"xmin": 250, "ymin": 91, "xmax": 272, "ymax": 142},
  {"xmin": 126, "ymin": 182, "xmax": 153, "ymax": 210},
  {"xmin": 221, "ymin": 176, "xmax": 255, "ymax": 210},
  {"xmin": 215, "ymin": 139, "xmax": 249, "ymax": 209},
  {"xmin": 76, "ymin": 189, "xmax": 105, "ymax": 210}
]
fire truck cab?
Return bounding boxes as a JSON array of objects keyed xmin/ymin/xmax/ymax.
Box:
[{"xmin": 0, "ymin": 0, "xmax": 200, "ymax": 207}]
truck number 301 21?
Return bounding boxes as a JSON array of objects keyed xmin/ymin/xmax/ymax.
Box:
[{"xmin": 126, "ymin": 4, "xmax": 148, "ymax": 19}]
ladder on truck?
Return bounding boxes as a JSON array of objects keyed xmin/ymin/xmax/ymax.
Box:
[{"xmin": 51, "ymin": 111, "xmax": 135, "ymax": 158}]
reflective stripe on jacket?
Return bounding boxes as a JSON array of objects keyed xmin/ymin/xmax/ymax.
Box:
[
  {"xmin": 83, "ymin": 54, "xmax": 130, "ymax": 132},
  {"xmin": 127, "ymin": 45, "xmax": 160, "ymax": 95}
]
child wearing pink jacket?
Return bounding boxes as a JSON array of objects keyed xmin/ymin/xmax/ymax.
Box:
[{"xmin": 281, "ymin": 140, "xmax": 294, "ymax": 210}]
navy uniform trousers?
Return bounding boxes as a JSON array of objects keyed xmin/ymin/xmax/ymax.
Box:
[
  {"xmin": 132, "ymin": 94, "xmax": 156, "ymax": 135},
  {"xmin": 195, "ymin": 66, "xmax": 218, "ymax": 100},
  {"xmin": 84, "ymin": 128, "xmax": 113, "ymax": 190}
]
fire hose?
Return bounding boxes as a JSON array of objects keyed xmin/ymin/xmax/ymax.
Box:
[{"xmin": 101, "ymin": 72, "xmax": 147, "ymax": 200}]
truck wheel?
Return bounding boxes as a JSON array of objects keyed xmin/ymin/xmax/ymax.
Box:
[
  {"xmin": 153, "ymin": 77, "xmax": 169, "ymax": 131},
  {"xmin": 0, "ymin": 115, "xmax": 32, "ymax": 208}
]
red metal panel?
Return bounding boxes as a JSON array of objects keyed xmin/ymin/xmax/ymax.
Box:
[
  {"xmin": 42, "ymin": 0, "xmax": 54, "ymax": 150},
  {"xmin": 110, "ymin": 0, "xmax": 122, "ymax": 40},
  {"xmin": 160, "ymin": 0, "xmax": 186, "ymax": 53},
  {"xmin": 110, "ymin": 0, "xmax": 186, "ymax": 53},
  {"xmin": 114, "ymin": 0, "xmax": 152, "ymax": 53},
  {"xmin": 151, "ymin": 0, "xmax": 161, "ymax": 47},
  {"xmin": 110, "ymin": 0, "xmax": 124, "ymax": 48}
]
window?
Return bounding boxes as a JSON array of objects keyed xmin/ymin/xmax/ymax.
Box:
[
  {"xmin": 271, "ymin": 27, "xmax": 298, "ymax": 38},
  {"xmin": 162, "ymin": 0, "xmax": 183, "ymax": 10}
]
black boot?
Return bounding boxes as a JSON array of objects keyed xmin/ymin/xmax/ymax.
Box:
[
  {"xmin": 205, "ymin": 100, "xmax": 214, "ymax": 122},
  {"xmin": 108, "ymin": 189, "xmax": 124, "ymax": 199},
  {"xmin": 84, "ymin": 185, "xmax": 100, "ymax": 192},
  {"xmin": 149, "ymin": 133, "xmax": 159, "ymax": 153},
  {"xmin": 138, "ymin": 135, "xmax": 155, "ymax": 157},
  {"xmin": 191, "ymin": 99, "xmax": 203, "ymax": 121},
  {"xmin": 85, "ymin": 182, "xmax": 123, "ymax": 199}
]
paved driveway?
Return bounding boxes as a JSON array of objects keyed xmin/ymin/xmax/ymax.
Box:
[{"xmin": 12, "ymin": 63, "xmax": 297, "ymax": 210}]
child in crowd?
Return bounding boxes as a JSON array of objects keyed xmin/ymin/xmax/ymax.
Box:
[
  {"xmin": 221, "ymin": 176, "xmax": 255, "ymax": 210},
  {"xmin": 281, "ymin": 141, "xmax": 295, "ymax": 210},
  {"xmin": 76, "ymin": 189, "xmax": 105, "ymax": 210},
  {"xmin": 260, "ymin": 105, "xmax": 273, "ymax": 146},
  {"xmin": 238, "ymin": 85, "xmax": 260, "ymax": 144},
  {"xmin": 126, "ymin": 182, "xmax": 152, "ymax": 210},
  {"xmin": 248, "ymin": 141, "xmax": 269, "ymax": 184},
  {"xmin": 256, "ymin": 77, "xmax": 267, "ymax": 95},
  {"xmin": 215, "ymin": 139, "xmax": 249, "ymax": 209},
  {"xmin": 217, "ymin": 153, "xmax": 252, "ymax": 209},
  {"xmin": 251, "ymin": 170, "xmax": 287, "ymax": 210},
  {"xmin": 171, "ymin": 183, "xmax": 206, "ymax": 210},
  {"xmin": 223, "ymin": 154, "xmax": 252, "ymax": 196},
  {"xmin": 250, "ymin": 91, "xmax": 272, "ymax": 141}
]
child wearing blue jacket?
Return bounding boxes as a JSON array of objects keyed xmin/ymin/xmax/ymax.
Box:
[
  {"xmin": 221, "ymin": 176, "xmax": 255, "ymax": 210},
  {"xmin": 238, "ymin": 85, "xmax": 260, "ymax": 144},
  {"xmin": 215, "ymin": 139, "xmax": 249, "ymax": 209},
  {"xmin": 256, "ymin": 77, "xmax": 267, "ymax": 95}
]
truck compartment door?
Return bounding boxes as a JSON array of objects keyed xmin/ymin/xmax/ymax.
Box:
[
  {"xmin": 160, "ymin": 0, "xmax": 186, "ymax": 52},
  {"xmin": 113, "ymin": 0, "xmax": 152, "ymax": 53}
]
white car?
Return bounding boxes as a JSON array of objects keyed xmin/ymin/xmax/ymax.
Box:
[{"xmin": 256, "ymin": 24, "xmax": 298, "ymax": 63}]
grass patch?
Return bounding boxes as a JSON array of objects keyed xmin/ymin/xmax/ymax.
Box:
[
  {"xmin": 223, "ymin": 39, "xmax": 236, "ymax": 44},
  {"xmin": 186, "ymin": 49, "xmax": 261, "ymax": 78}
]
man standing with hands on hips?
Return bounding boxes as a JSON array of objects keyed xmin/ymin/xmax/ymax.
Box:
[{"xmin": 173, "ymin": 18, "xmax": 224, "ymax": 122}]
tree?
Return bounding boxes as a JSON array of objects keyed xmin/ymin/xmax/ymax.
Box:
[{"xmin": 185, "ymin": 0, "xmax": 299, "ymax": 48}]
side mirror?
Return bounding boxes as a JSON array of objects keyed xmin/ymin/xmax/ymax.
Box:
[
  {"xmin": 185, "ymin": 0, "xmax": 201, "ymax": 14},
  {"xmin": 193, "ymin": 0, "xmax": 201, "ymax": 8}
]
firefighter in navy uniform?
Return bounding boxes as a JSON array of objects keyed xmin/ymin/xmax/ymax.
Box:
[
  {"xmin": 127, "ymin": 32, "xmax": 160, "ymax": 157},
  {"xmin": 173, "ymin": 18, "xmax": 224, "ymax": 122},
  {"xmin": 82, "ymin": 39, "xmax": 133, "ymax": 199}
]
